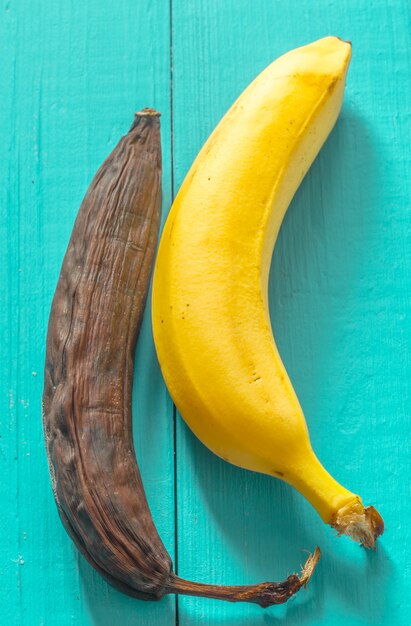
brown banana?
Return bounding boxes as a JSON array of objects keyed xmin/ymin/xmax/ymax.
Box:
[{"xmin": 42, "ymin": 109, "xmax": 320, "ymax": 607}]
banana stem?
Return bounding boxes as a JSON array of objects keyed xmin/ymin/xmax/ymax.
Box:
[
  {"xmin": 165, "ymin": 548, "xmax": 320, "ymax": 608},
  {"xmin": 331, "ymin": 502, "xmax": 384, "ymax": 549},
  {"xmin": 285, "ymin": 450, "xmax": 384, "ymax": 548}
]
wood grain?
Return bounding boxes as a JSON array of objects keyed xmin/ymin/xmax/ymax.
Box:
[
  {"xmin": 1, "ymin": 0, "xmax": 410, "ymax": 624},
  {"xmin": 0, "ymin": 1, "xmax": 174, "ymax": 625},
  {"xmin": 171, "ymin": 1, "xmax": 410, "ymax": 625}
]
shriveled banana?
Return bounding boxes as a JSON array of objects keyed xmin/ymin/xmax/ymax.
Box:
[
  {"xmin": 43, "ymin": 110, "xmax": 319, "ymax": 608},
  {"xmin": 152, "ymin": 37, "xmax": 384, "ymax": 548}
]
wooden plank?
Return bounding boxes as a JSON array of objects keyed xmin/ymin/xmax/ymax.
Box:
[
  {"xmin": 171, "ymin": 1, "xmax": 410, "ymax": 624},
  {"xmin": 0, "ymin": 1, "xmax": 175, "ymax": 624}
]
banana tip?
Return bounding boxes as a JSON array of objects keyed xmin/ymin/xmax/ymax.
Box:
[
  {"xmin": 335, "ymin": 35, "xmax": 352, "ymax": 47},
  {"xmin": 135, "ymin": 107, "xmax": 161, "ymax": 117},
  {"xmin": 332, "ymin": 502, "xmax": 384, "ymax": 549},
  {"xmin": 299, "ymin": 546, "xmax": 321, "ymax": 587}
]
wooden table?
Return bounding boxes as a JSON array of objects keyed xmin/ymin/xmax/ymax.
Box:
[{"xmin": 1, "ymin": 1, "xmax": 409, "ymax": 624}]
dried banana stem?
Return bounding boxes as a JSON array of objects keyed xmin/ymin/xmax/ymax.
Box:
[{"xmin": 166, "ymin": 548, "xmax": 321, "ymax": 607}]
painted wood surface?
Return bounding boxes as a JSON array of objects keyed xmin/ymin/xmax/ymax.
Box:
[
  {"xmin": 0, "ymin": 2, "xmax": 175, "ymax": 625},
  {"xmin": 1, "ymin": 1, "xmax": 410, "ymax": 624}
]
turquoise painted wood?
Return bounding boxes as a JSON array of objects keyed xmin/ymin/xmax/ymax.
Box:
[
  {"xmin": 1, "ymin": 0, "xmax": 409, "ymax": 625},
  {"xmin": 171, "ymin": 1, "xmax": 410, "ymax": 625},
  {"xmin": 0, "ymin": 1, "xmax": 175, "ymax": 625}
]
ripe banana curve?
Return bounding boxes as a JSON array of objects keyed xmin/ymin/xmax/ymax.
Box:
[{"xmin": 152, "ymin": 37, "xmax": 384, "ymax": 547}]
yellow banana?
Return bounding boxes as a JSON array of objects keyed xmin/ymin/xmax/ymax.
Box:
[{"xmin": 152, "ymin": 37, "xmax": 383, "ymax": 547}]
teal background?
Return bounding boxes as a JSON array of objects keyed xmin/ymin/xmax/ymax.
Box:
[{"xmin": 1, "ymin": 1, "xmax": 409, "ymax": 624}]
